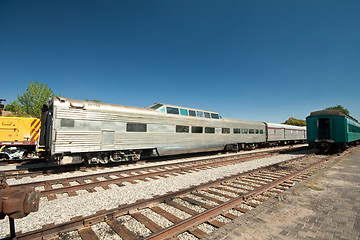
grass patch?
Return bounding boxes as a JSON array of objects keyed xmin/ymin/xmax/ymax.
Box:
[{"xmin": 303, "ymin": 184, "xmax": 324, "ymax": 191}]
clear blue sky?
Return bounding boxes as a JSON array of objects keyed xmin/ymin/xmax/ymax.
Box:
[{"xmin": 1, "ymin": 1, "xmax": 359, "ymax": 123}]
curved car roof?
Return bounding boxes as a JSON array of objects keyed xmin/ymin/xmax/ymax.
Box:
[{"xmin": 308, "ymin": 110, "xmax": 358, "ymax": 123}]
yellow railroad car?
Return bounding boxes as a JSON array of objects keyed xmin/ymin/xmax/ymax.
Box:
[{"xmin": 0, "ymin": 117, "xmax": 40, "ymax": 160}]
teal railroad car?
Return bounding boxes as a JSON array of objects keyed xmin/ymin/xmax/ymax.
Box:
[{"xmin": 306, "ymin": 110, "xmax": 360, "ymax": 152}]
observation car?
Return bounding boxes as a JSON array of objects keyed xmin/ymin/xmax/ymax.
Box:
[
  {"xmin": 306, "ymin": 110, "xmax": 360, "ymax": 152},
  {"xmin": 40, "ymin": 97, "xmax": 306, "ymax": 165}
]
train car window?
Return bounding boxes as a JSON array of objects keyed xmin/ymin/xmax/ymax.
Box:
[
  {"xmin": 249, "ymin": 129, "xmax": 255, "ymax": 134},
  {"xmin": 234, "ymin": 128, "xmax": 241, "ymax": 134},
  {"xmin": 205, "ymin": 127, "xmax": 215, "ymax": 133},
  {"xmin": 348, "ymin": 124, "xmax": 360, "ymax": 133},
  {"xmin": 151, "ymin": 103, "xmax": 163, "ymax": 109},
  {"xmin": 241, "ymin": 129, "xmax": 248, "ymax": 134},
  {"xmin": 167, "ymin": 107, "xmax": 179, "ymax": 115},
  {"xmin": 211, "ymin": 113, "xmax": 220, "ymax": 119},
  {"xmin": 189, "ymin": 110, "xmax": 196, "ymax": 117},
  {"xmin": 180, "ymin": 109, "xmax": 188, "ymax": 116},
  {"xmin": 127, "ymin": 123, "xmax": 147, "ymax": 132},
  {"xmin": 256, "ymin": 129, "xmax": 259, "ymax": 134},
  {"xmin": 176, "ymin": 125, "xmax": 189, "ymax": 133},
  {"xmin": 222, "ymin": 128, "xmax": 230, "ymax": 134},
  {"xmin": 192, "ymin": 126, "xmax": 203, "ymax": 133},
  {"xmin": 197, "ymin": 111, "xmax": 204, "ymax": 118},
  {"xmin": 260, "ymin": 130, "xmax": 264, "ymax": 134},
  {"xmin": 61, "ymin": 119, "xmax": 75, "ymax": 128},
  {"xmin": 204, "ymin": 112, "xmax": 211, "ymax": 118},
  {"xmin": 159, "ymin": 107, "xmax": 165, "ymax": 112}
]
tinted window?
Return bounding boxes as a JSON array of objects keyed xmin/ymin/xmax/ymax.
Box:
[
  {"xmin": 127, "ymin": 123, "xmax": 147, "ymax": 132},
  {"xmin": 234, "ymin": 128, "xmax": 241, "ymax": 134},
  {"xmin": 197, "ymin": 111, "xmax": 203, "ymax": 118},
  {"xmin": 167, "ymin": 107, "xmax": 179, "ymax": 115},
  {"xmin": 260, "ymin": 129, "xmax": 264, "ymax": 134},
  {"xmin": 249, "ymin": 129, "xmax": 255, "ymax": 134},
  {"xmin": 242, "ymin": 129, "xmax": 248, "ymax": 134},
  {"xmin": 61, "ymin": 119, "xmax": 75, "ymax": 128},
  {"xmin": 180, "ymin": 109, "xmax": 188, "ymax": 116},
  {"xmin": 349, "ymin": 124, "xmax": 360, "ymax": 133},
  {"xmin": 205, "ymin": 127, "xmax": 215, "ymax": 133},
  {"xmin": 176, "ymin": 125, "xmax": 189, "ymax": 133},
  {"xmin": 204, "ymin": 112, "xmax": 211, "ymax": 118},
  {"xmin": 189, "ymin": 110, "xmax": 196, "ymax": 117},
  {"xmin": 256, "ymin": 129, "xmax": 259, "ymax": 134},
  {"xmin": 151, "ymin": 103, "xmax": 163, "ymax": 109},
  {"xmin": 192, "ymin": 126, "xmax": 203, "ymax": 133},
  {"xmin": 222, "ymin": 128, "xmax": 230, "ymax": 134},
  {"xmin": 211, "ymin": 113, "xmax": 220, "ymax": 119}
]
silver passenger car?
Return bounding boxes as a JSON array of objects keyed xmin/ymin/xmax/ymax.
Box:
[
  {"xmin": 265, "ymin": 122, "xmax": 307, "ymax": 145},
  {"xmin": 40, "ymin": 97, "xmax": 267, "ymax": 165}
]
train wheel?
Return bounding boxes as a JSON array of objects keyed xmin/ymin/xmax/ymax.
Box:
[{"xmin": 99, "ymin": 156, "xmax": 109, "ymax": 165}]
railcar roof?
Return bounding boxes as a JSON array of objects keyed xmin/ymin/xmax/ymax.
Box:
[
  {"xmin": 51, "ymin": 97, "xmax": 223, "ymax": 120},
  {"xmin": 265, "ymin": 122, "xmax": 306, "ymax": 130},
  {"xmin": 308, "ymin": 110, "xmax": 359, "ymax": 123}
]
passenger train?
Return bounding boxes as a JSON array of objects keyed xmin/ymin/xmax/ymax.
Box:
[{"xmin": 39, "ymin": 97, "xmax": 306, "ymax": 165}]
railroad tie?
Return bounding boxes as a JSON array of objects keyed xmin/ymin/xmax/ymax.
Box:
[
  {"xmin": 215, "ymin": 185, "xmax": 242, "ymax": 194},
  {"xmin": 181, "ymin": 197, "xmax": 213, "ymax": 210},
  {"xmin": 222, "ymin": 212, "xmax": 238, "ymax": 220},
  {"xmin": 207, "ymin": 218, "xmax": 225, "ymax": 228},
  {"xmin": 150, "ymin": 206, "xmax": 182, "ymax": 224},
  {"xmin": 106, "ymin": 219, "xmax": 137, "ymax": 240},
  {"xmin": 191, "ymin": 192, "xmax": 224, "ymax": 204},
  {"xmin": 165, "ymin": 200, "xmax": 198, "ymax": 216},
  {"xmin": 189, "ymin": 227, "xmax": 208, "ymax": 238},
  {"xmin": 205, "ymin": 189, "xmax": 234, "ymax": 199},
  {"xmin": 78, "ymin": 227, "xmax": 100, "ymax": 240},
  {"xmin": 234, "ymin": 206, "xmax": 249, "ymax": 213},
  {"xmin": 130, "ymin": 212, "xmax": 163, "ymax": 233}
]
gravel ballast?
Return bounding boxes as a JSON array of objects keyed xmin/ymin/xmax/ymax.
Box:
[{"xmin": 0, "ymin": 152, "xmax": 312, "ymax": 235}]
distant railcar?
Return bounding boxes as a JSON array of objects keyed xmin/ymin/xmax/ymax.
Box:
[
  {"xmin": 265, "ymin": 122, "xmax": 306, "ymax": 146},
  {"xmin": 306, "ymin": 110, "xmax": 360, "ymax": 152},
  {"xmin": 40, "ymin": 97, "xmax": 307, "ymax": 165},
  {"xmin": 0, "ymin": 117, "xmax": 41, "ymax": 159}
]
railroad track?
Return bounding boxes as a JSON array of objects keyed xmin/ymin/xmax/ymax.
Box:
[
  {"xmin": 9, "ymin": 148, "xmax": 298, "ymax": 201},
  {"xmin": 3, "ymin": 145, "xmax": 308, "ymax": 180},
  {"xmin": 7, "ymin": 151, "xmax": 332, "ymax": 240}
]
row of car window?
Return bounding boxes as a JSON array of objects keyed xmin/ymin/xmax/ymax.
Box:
[
  {"xmin": 126, "ymin": 122, "xmax": 264, "ymax": 134},
  {"xmin": 152, "ymin": 104, "xmax": 221, "ymax": 119}
]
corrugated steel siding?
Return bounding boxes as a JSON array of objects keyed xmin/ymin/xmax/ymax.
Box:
[{"xmin": 50, "ymin": 97, "xmax": 269, "ymax": 156}]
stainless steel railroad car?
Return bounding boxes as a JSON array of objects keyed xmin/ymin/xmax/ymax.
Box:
[
  {"xmin": 40, "ymin": 97, "xmax": 306, "ymax": 165},
  {"xmin": 306, "ymin": 110, "xmax": 360, "ymax": 152},
  {"xmin": 265, "ymin": 122, "xmax": 306, "ymax": 146}
]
